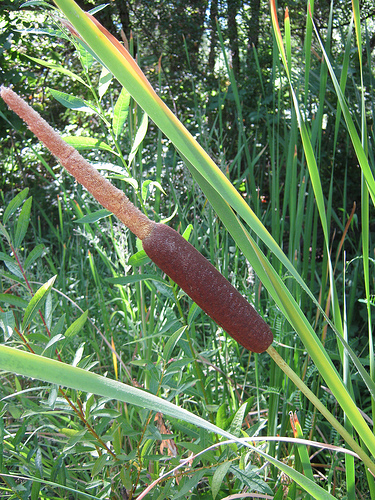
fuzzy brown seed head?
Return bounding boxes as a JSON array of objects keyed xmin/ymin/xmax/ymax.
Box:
[{"xmin": 143, "ymin": 224, "xmax": 273, "ymax": 353}]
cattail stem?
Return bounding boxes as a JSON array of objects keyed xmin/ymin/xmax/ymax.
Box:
[{"xmin": 0, "ymin": 86, "xmax": 154, "ymax": 240}]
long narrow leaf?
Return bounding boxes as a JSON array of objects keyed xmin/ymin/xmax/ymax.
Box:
[
  {"xmin": 14, "ymin": 196, "xmax": 32, "ymax": 249},
  {"xmin": 189, "ymin": 165, "xmax": 375, "ymax": 466},
  {"xmin": 309, "ymin": 11, "xmax": 375, "ymax": 205},
  {"xmin": 22, "ymin": 276, "xmax": 56, "ymax": 331}
]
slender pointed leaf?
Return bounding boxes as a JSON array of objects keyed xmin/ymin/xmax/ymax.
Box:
[
  {"xmin": 25, "ymin": 55, "xmax": 87, "ymax": 85},
  {"xmin": 3, "ymin": 188, "xmax": 29, "ymax": 224},
  {"xmin": 14, "ymin": 197, "xmax": 32, "ymax": 249},
  {"xmin": 112, "ymin": 86, "xmax": 130, "ymax": 138},
  {"xmin": 49, "ymin": 88, "xmax": 97, "ymax": 114},
  {"xmin": 22, "ymin": 276, "xmax": 56, "ymax": 331},
  {"xmin": 63, "ymin": 136, "xmax": 115, "ymax": 153}
]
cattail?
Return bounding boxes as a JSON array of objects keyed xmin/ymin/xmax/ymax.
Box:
[
  {"xmin": 0, "ymin": 87, "xmax": 152, "ymax": 240},
  {"xmin": 142, "ymin": 224, "xmax": 273, "ymax": 352},
  {"xmin": 1, "ymin": 86, "xmax": 273, "ymax": 353}
]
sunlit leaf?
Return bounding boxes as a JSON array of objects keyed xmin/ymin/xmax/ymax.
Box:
[
  {"xmin": 26, "ymin": 56, "xmax": 87, "ymax": 85},
  {"xmin": 22, "ymin": 276, "xmax": 56, "ymax": 332},
  {"xmin": 49, "ymin": 88, "xmax": 97, "ymax": 113},
  {"xmin": 98, "ymin": 65, "xmax": 112, "ymax": 99},
  {"xmin": 63, "ymin": 136, "xmax": 115, "ymax": 153},
  {"xmin": 127, "ymin": 112, "xmax": 148, "ymax": 167},
  {"xmin": 112, "ymin": 86, "xmax": 130, "ymax": 138},
  {"xmin": 14, "ymin": 197, "xmax": 32, "ymax": 249},
  {"xmin": 64, "ymin": 310, "xmax": 88, "ymax": 338}
]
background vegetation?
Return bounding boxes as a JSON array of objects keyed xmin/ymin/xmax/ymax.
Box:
[{"xmin": 1, "ymin": 0, "xmax": 375, "ymax": 498}]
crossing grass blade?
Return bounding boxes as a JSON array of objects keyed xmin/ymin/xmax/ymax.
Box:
[
  {"xmin": 189, "ymin": 166, "xmax": 375, "ymax": 475},
  {"xmin": 269, "ymin": 3, "xmax": 375, "ymax": 492}
]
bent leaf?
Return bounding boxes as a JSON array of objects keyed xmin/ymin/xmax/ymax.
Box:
[{"xmin": 26, "ymin": 55, "xmax": 87, "ymax": 85}]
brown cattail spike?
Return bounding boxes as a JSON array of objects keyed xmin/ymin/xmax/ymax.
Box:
[{"xmin": 142, "ymin": 224, "xmax": 273, "ymax": 353}]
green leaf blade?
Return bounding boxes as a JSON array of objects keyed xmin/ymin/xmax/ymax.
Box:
[
  {"xmin": 63, "ymin": 136, "xmax": 115, "ymax": 153},
  {"xmin": 49, "ymin": 88, "xmax": 97, "ymax": 114},
  {"xmin": 14, "ymin": 197, "xmax": 33, "ymax": 249},
  {"xmin": 112, "ymin": 87, "xmax": 130, "ymax": 139},
  {"xmin": 0, "ymin": 293, "xmax": 28, "ymax": 309},
  {"xmin": 22, "ymin": 276, "xmax": 56, "ymax": 332},
  {"xmin": 64, "ymin": 310, "xmax": 88, "ymax": 338},
  {"xmin": 74, "ymin": 209, "xmax": 112, "ymax": 224},
  {"xmin": 3, "ymin": 188, "xmax": 29, "ymax": 224}
]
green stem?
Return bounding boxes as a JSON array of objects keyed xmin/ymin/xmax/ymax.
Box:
[{"xmin": 267, "ymin": 346, "xmax": 375, "ymax": 476}]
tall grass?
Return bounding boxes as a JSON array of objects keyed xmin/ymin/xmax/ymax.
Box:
[{"xmin": 0, "ymin": 0, "xmax": 374, "ymax": 498}]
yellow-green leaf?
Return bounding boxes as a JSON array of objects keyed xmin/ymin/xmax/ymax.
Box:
[{"xmin": 22, "ymin": 276, "xmax": 56, "ymax": 332}]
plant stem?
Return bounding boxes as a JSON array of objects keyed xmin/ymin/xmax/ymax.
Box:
[{"xmin": 267, "ymin": 345, "xmax": 375, "ymax": 475}]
